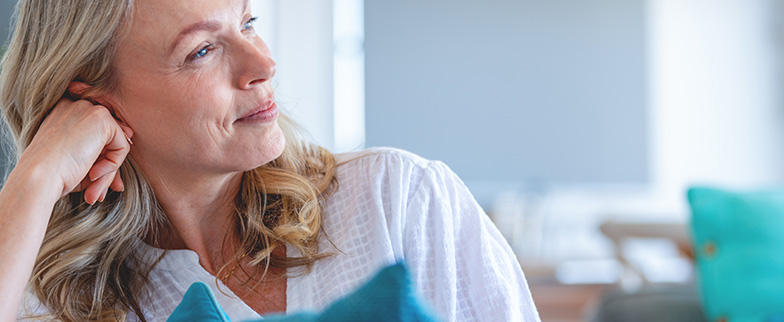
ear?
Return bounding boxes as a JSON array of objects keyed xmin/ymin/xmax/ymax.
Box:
[
  {"xmin": 67, "ymin": 81, "xmax": 129, "ymax": 125},
  {"xmin": 66, "ymin": 81, "xmax": 93, "ymax": 99}
]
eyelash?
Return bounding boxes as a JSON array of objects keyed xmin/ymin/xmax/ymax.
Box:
[
  {"xmin": 187, "ymin": 16, "xmax": 259, "ymax": 62},
  {"xmin": 243, "ymin": 16, "xmax": 258, "ymax": 31},
  {"xmin": 191, "ymin": 44, "xmax": 214, "ymax": 60}
]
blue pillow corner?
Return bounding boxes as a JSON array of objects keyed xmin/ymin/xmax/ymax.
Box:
[
  {"xmin": 316, "ymin": 262, "xmax": 442, "ymax": 322},
  {"xmin": 168, "ymin": 282, "xmax": 231, "ymax": 322}
]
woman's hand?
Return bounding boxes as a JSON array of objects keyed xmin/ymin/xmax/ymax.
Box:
[
  {"xmin": 18, "ymin": 82, "xmax": 133, "ymax": 204},
  {"xmin": 0, "ymin": 82, "xmax": 135, "ymax": 321}
]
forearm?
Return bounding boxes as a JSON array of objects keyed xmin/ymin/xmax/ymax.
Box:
[{"xmin": 0, "ymin": 164, "xmax": 62, "ymax": 321}]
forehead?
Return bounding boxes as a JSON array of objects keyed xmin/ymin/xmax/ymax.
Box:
[
  {"xmin": 124, "ymin": 0, "xmax": 246, "ymax": 49},
  {"xmin": 132, "ymin": 0, "xmax": 242, "ymax": 22}
]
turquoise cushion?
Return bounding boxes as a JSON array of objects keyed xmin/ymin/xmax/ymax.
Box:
[
  {"xmin": 167, "ymin": 263, "xmax": 441, "ymax": 322},
  {"xmin": 688, "ymin": 187, "xmax": 784, "ymax": 322},
  {"xmin": 167, "ymin": 282, "xmax": 230, "ymax": 322}
]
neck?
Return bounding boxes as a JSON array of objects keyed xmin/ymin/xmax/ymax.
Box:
[{"xmin": 142, "ymin": 164, "xmax": 245, "ymax": 274}]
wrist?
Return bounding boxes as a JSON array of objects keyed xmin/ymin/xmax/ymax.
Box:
[{"xmin": 6, "ymin": 157, "xmax": 66, "ymax": 206}]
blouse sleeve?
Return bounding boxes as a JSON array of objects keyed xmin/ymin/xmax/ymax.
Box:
[{"xmin": 402, "ymin": 160, "xmax": 540, "ymax": 322}]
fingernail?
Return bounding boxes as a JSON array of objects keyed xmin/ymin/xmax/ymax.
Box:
[{"xmin": 99, "ymin": 190, "xmax": 107, "ymax": 202}]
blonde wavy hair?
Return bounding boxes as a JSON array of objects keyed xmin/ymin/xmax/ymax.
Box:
[{"xmin": 0, "ymin": 0, "xmax": 337, "ymax": 321}]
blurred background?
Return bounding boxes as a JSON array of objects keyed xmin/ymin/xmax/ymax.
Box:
[
  {"xmin": 4, "ymin": 0, "xmax": 784, "ymax": 320},
  {"xmin": 246, "ymin": 0, "xmax": 784, "ymax": 320}
]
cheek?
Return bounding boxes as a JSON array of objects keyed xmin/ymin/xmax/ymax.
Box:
[
  {"xmin": 181, "ymin": 69, "xmax": 218, "ymax": 97},
  {"xmin": 175, "ymin": 69, "xmax": 237, "ymax": 123},
  {"xmin": 122, "ymin": 70, "xmax": 230, "ymax": 126}
]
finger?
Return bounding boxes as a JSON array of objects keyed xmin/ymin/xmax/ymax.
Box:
[
  {"xmin": 118, "ymin": 123, "xmax": 134, "ymax": 139},
  {"xmin": 100, "ymin": 130, "xmax": 132, "ymax": 174},
  {"xmin": 84, "ymin": 171, "xmax": 114, "ymax": 204},
  {"xmin": 118, "ymin": 123, "xmax": 134, "ymax": 145},
  {"xmin": 88, "ymin": 125, "xmax": 132, "ymax": 181},
  {"xmin": 89, "ymin": 158, "xmax": 123, "ymax": 182},
  {"xmin": 72, "ymin": 176, "xmax": 92, "ymax": 193},
  {"xmin": 105, "ymin": 123, "xmax": 132, "ymax": 153},
  {"xmin": 109, "ymin": 170, "xmax": 124, "ymax": 192}
]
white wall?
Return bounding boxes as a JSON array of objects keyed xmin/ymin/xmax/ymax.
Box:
[
  {"xmin": 333, "ymin": 0, "xmax": 365, "ymax": 152},
  {"xmin": 649, "ymin": 0, "xmax": 784, "ymax": 211}
]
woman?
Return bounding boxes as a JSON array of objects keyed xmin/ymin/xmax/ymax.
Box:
[{"xmin": 0, "ymin": 0, "xmax": 540, "ymax": 321}]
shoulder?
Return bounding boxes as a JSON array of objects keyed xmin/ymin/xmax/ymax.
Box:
[
  {"xmin": 332, "ymin": 147, "xmax": 452, "ymax": 202},
  {"xmin": 335, "ymin": 146, "xmax": 432, "ymax": 170},
  {"xmin": 320, "ymin": 147, "xmax": 461, "ymax": 245},
  {"xmin": 324, "ymin": 147, "xmax": 471, "ymax": 240}
]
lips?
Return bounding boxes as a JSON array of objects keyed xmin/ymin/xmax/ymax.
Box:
[{"xmin": 236, "ymin": 98, "xmax": 278, "ymax": 123}]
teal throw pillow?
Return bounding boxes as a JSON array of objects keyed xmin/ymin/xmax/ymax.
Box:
[
  {"xmin": 167, "ymin": 263, "xmax": 441, "ymax": 322},
  {"xmin": 688, "ymin": 187, "xmax": 784, "ymax": 322},
  {"xmin": 167, "ymin": 282, "xmax": 230, "ymax": 322}
]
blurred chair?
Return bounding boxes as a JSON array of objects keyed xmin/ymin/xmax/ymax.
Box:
[
  {"xmin": 590, "ymin": 220, "xmax": 706, "ymax": 322},
  {"xmin": 600, "ymin": 220, "xmax": 692, "ymax": 287}
]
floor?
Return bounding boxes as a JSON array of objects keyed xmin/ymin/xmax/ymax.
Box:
[{"xmin": 528, "ymin": 280, "xmax": 609, "ymax": 322}]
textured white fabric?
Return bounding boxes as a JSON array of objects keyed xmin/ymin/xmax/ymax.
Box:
[{"xmin": 19, "ymin": 147, "xmax": 540, "ymax": 322}]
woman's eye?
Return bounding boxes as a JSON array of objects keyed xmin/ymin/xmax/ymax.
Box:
[
  {"xmin": 189, "ymin": 44, "xmax": 214, "ymax": 61},
  {"xmin": 243, "ymin": 16, "xmax": 258, "ymax": 31}
]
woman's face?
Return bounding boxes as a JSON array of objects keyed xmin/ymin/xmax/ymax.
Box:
[{"xmin": 112, "ymin": 0, "xmax": 283, "ymax": 178}]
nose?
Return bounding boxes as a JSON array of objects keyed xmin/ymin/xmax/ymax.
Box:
[{"xmin": 236, "ymin": 38, "xmax": 277, "ymax": 89}]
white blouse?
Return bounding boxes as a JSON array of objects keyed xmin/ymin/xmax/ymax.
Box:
[{"xmin": 20, "ymin": 148, "xmax": 540, "ymax": 322}]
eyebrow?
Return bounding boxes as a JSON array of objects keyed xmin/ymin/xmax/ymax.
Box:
[
  {"xmin": 168, "ymin": 0, "xmax": 250, "ymax": 54},
  {"xmin": 169, "ymin": 21, "xmax": 220, "ymax": 54}
]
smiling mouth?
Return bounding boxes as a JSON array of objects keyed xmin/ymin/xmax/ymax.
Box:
[{"xmin": 236, "ymin": 100, "xmax": 278, "ymax": 123}]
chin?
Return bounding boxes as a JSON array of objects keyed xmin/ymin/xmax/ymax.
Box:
[{"xmin": 246, "ymin": 129, "xmax": 286, "ymax": 170}]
